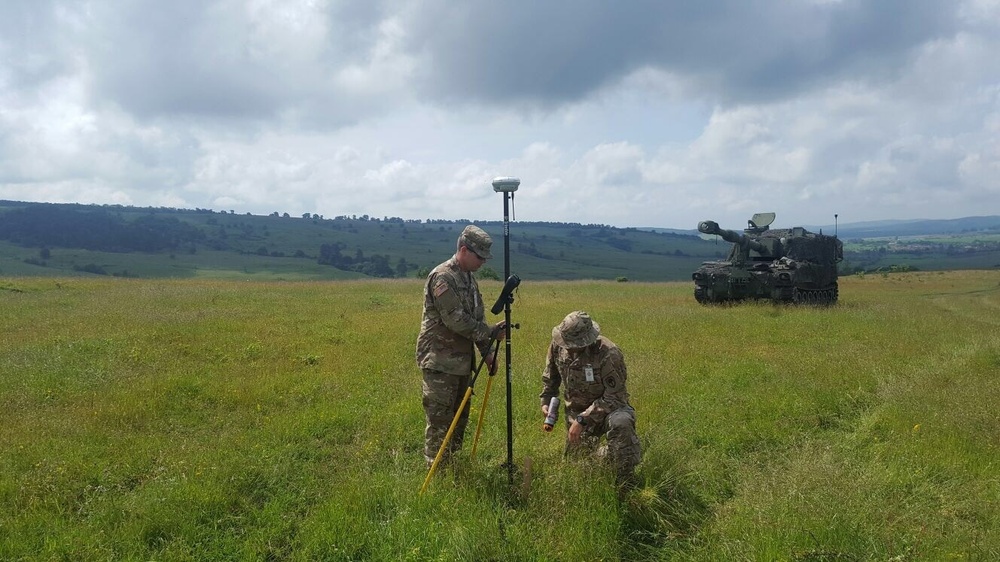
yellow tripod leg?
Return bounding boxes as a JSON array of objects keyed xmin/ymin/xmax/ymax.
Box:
[
  {"xmin": 420, "ymin": 386, "xmax": 474, "ymax": 495},
  {"xmin": 469, "ymin": 374, "xmax": 496, "ymax": 461},
  {"xmin": 470, "ymin": 340, "xmax": 501, "ymax": 461}
]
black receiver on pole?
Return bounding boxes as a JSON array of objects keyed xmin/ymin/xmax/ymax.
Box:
[
  {"xmin": 492, "ymin": 176, "xmax": 520, "ymax": 487},
  {"xmin": 490, "ymin": 274, "xmax": 520, "ymax": 315}
]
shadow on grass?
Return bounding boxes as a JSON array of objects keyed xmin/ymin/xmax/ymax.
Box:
[{"xmin": 452, "ymin": 458, "xmax": 531, "ymax": 512}]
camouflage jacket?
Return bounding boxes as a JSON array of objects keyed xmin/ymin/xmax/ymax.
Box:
[
  {"xmin": 540, "ymin": 336, "xmax": 631, "ymax": 427},
  {"xmin": 416, "ymin": 257, "xmax": 493, "ymax": 376}
]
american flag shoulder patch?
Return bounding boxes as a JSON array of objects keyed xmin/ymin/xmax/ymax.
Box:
[{"xmin": 433, "ymin": 282, "xmax": 450, "ymax": 298}]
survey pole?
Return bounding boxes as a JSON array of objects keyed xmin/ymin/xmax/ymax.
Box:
[{"xmin": 491, "ymin": 176, "xmax": 519, "ymax": 486}]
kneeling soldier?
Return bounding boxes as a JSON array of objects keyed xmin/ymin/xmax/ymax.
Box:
[{"xmin": 540, "ymin": 311, "xmax": 642, "ymax": 488}]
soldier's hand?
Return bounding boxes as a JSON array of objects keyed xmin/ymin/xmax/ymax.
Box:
[
  {"xmin": 568, "ymin": 418, "xmax": 583, "ymax": 444},
  {"xmin": 491, "ymin": 321, "xmax": 507, "ymax": 341},
  {"xmin": 541, "ymin": 403, "xmax": 549, "ymax": 417}
]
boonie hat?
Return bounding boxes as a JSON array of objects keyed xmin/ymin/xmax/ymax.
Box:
[
  {"xmin": 552, "ymin": 311, "xmax": 601, "ymax": 349},
  {"xmin": 459, "ymin": 225, "xmax": 493, "ymax": 260}
]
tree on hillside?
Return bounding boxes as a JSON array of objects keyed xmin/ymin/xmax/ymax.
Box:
[
  {"xmin": 318, "ymin": 243, "xmax": 350, "ymax": 267},
  {"xmin": 396, "ymin": 257, "xmax": 409, "ymax": 277}
]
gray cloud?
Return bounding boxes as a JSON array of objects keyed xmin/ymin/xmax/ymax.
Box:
[
  {"xmin": 0, "ymin": 0, "xmax": 996, "ymax": 229},
  {"xmin": 406, "ymin": 0, "xmax": 958, "ymax": 107}
]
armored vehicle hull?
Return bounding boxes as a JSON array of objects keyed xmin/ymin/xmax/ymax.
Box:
[{"xmin": 692, "ymin": 214, "xmax": 842, "ymax": 305}]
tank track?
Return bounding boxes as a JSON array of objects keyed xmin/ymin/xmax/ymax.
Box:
[
  {"xmin": 792, "ymin": 285, "xmax": 838, "ymax": 305},
  {"xmin": 696, "ymin": 285, "xmax": 839, "ymax": 305},
  {"xmin": 694, "ymin": 286, "xmax": 712, "ymax": 304}
]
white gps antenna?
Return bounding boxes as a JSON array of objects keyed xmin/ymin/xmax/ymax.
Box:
[{"xmin": 491, "ymin": 176, "xmax": 520, "ymax": 193}]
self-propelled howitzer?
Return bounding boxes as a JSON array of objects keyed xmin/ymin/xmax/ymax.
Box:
[{"xmin": 692, "ymin": 213, "xmax": 843, "ymax": 304}]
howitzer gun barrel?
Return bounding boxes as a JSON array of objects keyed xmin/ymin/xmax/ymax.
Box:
[{"xmin": 698, "ymin": 220, "xmax": 767, "ymax": 253}]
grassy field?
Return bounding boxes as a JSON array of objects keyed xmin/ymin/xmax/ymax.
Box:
[{"xmin": 1, "ymin": 271, "xmax": 998, "ymax": 560}]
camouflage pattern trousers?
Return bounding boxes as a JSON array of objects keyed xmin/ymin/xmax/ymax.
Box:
[
  {"xmin": 422, "ymin": 369, "xmax": 472, "ymax": 465},
  {"xmin": 565, "ymin": 406, "xmax": 642, "ymax": 485}
]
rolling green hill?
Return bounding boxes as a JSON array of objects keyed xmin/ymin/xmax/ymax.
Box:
[
  {"xmin": 1, "ymin": 200, "xmax": 998, "ymax": 281},
  {"xmin": 0, "ymin": 201, "xmax": 721, "ymax": 282}
]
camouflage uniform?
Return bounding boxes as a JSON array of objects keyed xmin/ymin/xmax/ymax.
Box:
[
  {"xmin": 541, "ymin": 311, "xmax": 642, "ymax": 486},
  {"xmin": 417, "ymin": 226, "xmax": 496, "ymax": 466}
]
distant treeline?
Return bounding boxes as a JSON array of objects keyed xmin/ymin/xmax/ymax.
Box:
[
  {"xmin": 0, "ymin": 201, "xmax": 699, "ymax": 280},
  {"xmin": 0, "ymin": 201, "xmax": 673, "ymax": 278},
  {"xmin": 0, "ymin": 205, "xmax": 204, "ymax": 253},
  {"xmin": 5, "ymin": 200, "xmax": 995, "ymax": 281},
  {"xmin": 0, "ymin": 203, "xmax": 417, "ymax": 278},
  {"xmin": 317, "ymin": 242, "xmax": 410, "ymax": 278}
]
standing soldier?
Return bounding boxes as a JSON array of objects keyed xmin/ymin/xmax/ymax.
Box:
[
  {"xmin": 540, "ymin": 311, "xmax": 642, "ymax": 488},
  {"xmin": 417, "ymin": 225, "xmax": 505, "ymax": 468}
]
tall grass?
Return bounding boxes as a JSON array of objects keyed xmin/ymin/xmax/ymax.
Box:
[{"xmin": 1, "ymin": 271, "xmax": 998, "ymax": 560}]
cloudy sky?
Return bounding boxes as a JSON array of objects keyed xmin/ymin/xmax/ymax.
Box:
[{"xmin": 1, "ymin": 0, "xmax": 998, "ymax": 230}]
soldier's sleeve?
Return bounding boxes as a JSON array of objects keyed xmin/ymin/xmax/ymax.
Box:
[
  {"xmin": 540, "ymin": 342, "xmax": 562, "ymax": 406},
  {"xmin": 476, "ymin": 310, "xmax": 495, "ymax": 357},
  {"xmin": 582, "ymin": 347, "xmax": 629, "ymax": 425},
  {"xmin": 471, "ymin": 277, "xmax": 496, "ymax": 357},
  {"xmin": 431, "ymin": 274, "xmax": 492, "ymax": 344}
]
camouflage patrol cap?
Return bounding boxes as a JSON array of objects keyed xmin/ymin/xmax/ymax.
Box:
[
  {"xmin": 552, "ymin": 311, "xmax": 601, "ymax": 349},
  {"xmin": 459, "ymin": 225, "xmax": 493, "ymax": 260}
]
